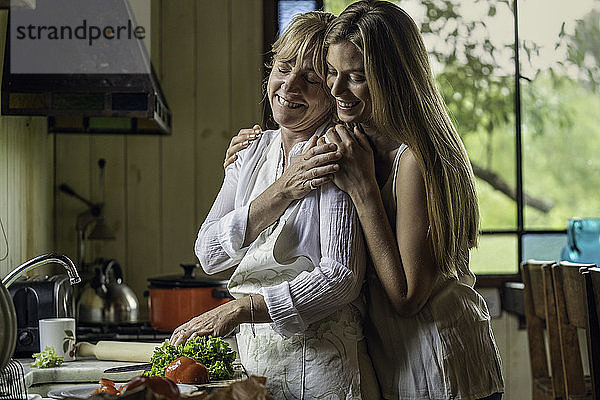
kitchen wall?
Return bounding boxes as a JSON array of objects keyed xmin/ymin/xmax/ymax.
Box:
[
  {"xmin": 0, "ymin": 11, "xmax": 55, "ymax": 279},
  {"xmin": 54, "ymin": 0, "xmax": 263, "ymax": 318}
]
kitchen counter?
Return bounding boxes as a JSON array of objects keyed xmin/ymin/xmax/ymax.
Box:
[
  {"xmin": 19, "ymin": 357, "xmax": 149, "ymax": 386},
  {"xmin": 17, "ymin": 336, "xmax": 240, "ymax": 398},
  {"xmin": 17, "ymin": 357, "xmax": 151, "ymax": 397}
]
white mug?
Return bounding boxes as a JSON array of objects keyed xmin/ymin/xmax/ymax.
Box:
[{"xmin": 39, "ymin": 318, "xmax": 76, "ymax": 362}]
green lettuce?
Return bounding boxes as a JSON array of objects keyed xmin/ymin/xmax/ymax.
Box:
[
  {"xmin": 30, "ymin": 347, "xmax": 64, "ymax": 368},
  {"xmin": 146, "ymin": 336, "xmax": 236, "ymax": 381}
]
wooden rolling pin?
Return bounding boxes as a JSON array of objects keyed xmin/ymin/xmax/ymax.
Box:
[{"xmin": 76, "ymin": 341, "xmax": 161, "ymax": 362}]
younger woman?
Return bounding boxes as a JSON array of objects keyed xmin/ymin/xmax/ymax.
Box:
[{"xmin": 322, "ymin": 2, "xmax": 504, "ymax": 399}]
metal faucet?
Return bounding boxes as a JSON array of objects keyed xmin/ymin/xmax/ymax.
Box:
[{"xmin": 1, "ymin": 252, "xmax": 81, "ymax": 288}]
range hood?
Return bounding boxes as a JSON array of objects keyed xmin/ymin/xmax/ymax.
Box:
[
  {"xmin": 1, "ymin": 60, "xmax": 172, "ymax": 135},
  {"xmin": 1, "ymin": 1, "xmax": 171, "ymax": 135}
]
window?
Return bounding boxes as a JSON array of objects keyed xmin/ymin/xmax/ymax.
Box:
[
  {"xmin": 278, "ymin": 0, "xmax": 322, "ymax": 32},
  {"xmin": 269, "ymin": 0, "xmax": 600, "ymax": 275}
]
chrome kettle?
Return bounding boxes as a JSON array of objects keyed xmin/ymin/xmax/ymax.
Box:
[{"xmin": 77, "ymin": 259, "xmax": 139, "ymax": 324}]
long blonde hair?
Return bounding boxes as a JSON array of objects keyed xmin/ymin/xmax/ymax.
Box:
[{"xmin": 325, "ymin": 0, "xmax": 479, "ymax": 278}]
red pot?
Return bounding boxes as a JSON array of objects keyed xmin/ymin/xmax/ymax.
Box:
[{"xmin": 147, "ymin": 264, "xmax": 231, "ymax": 331}]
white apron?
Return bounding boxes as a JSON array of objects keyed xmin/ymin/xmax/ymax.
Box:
[{"xmin": 228, "ymin": 134, "xmax": 363, "ymax": 400}]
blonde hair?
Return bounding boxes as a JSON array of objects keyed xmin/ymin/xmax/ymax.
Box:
[
  {"xmin": 325, "ymin": 0, "xmax": 479, "ymax": 278},
  {"xmin": 270, "ymin": 11, "xmax": 335, "ymax": 83}
]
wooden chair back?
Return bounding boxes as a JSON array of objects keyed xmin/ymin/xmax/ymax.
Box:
[
  {"xmin": 522, "ymin": 260, "xmax": 564, "ymax": 399},
  {"xmin": 552, "ymin": 261, "xmax": 596, "ymax": 399},
  {"xmin": 582, "ymin": 266, "xmax": 600, "ymax": 400}
]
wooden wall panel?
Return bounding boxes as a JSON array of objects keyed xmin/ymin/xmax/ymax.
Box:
[
  {"xmin": 55, "ymin": 135, "xmax": 91, "ymax": 268},
  {"xmin": 231, "ymin": 1, "xmax": 263, "ymax": 133},
  {"xmin": 89, "ymin": 136, "xmax": 127, "ymax": 271},
  {"xmin": 0, "ymin": 10, "xmax": 8, "ymax": 272},
  {"xmin": 0, "ymin": 10, "xmax": 54, "ymax": 278},
  {"xmin": 0, "ymin": 113, "xmax": 7, "ymax": 275},
  {"xmin": 151, "ymin": 0, "xmax": 162, "ymax": 76},
  {"xmin": 194, "ymin": 0, "xmax": 231, "ymax": 229},
  {"xmin": 7, "ymin": 121, "xmax": 20, "ymax": 269},
  {"xmin": 9, "ymin": 120, "xmax": 28, "ymax": 269},
  {"xmin": 0, "ymin": 117, "xmax": 54, "ymax": 275},
  {"xmin": 473, "ymin": 301, "xmax": 532, "ymax": 399},
  {"xmin": 4, "ymin": 116, "xmax": 15, "ymax": 270},
  {"xmin": 125, "ymin": 136, "xmax": 161, "ymax": 318},
  {"xmin": 160, "ymin": 0, "xmax": 199, "ymax": 272},
  {"xmin": 26, "ymin": 117, "xmax": 54, "ymax": 262},
  {"xmin": 122, "ymin": 0, "xmax": 163, "ymax": 318},
  {"xmin": 0, "ymin": 10, "xmax": 8, "ymax": 274}
]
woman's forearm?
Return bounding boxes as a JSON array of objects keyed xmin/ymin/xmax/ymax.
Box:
[
  {"xmin": 350, "ymin": 182, "xmax": 413, "ymax": 315},
  {"xmin": 243, "ymin": 181, "xmax": 293, "ymax": 247},
  {"xmin": 169, "ymin": 294, "xmax": 271, "ymax": 344},
  {"xmin": 235, "ymin": 294, "xmax": 272, "ymax": 323}
]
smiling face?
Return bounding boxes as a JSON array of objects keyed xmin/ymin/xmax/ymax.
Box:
[
  {"xmin": 267, "ymin": 52, "xmax": 331, "ymax": 135},
  {"xmin": 326, "ymin": 41, "xmax": 372, "ymax": 125}
]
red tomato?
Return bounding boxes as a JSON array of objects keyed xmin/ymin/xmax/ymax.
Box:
[
  {"xmin": 165, "ymin": 356, "xmax": 209, "ymax": 384},
  {"xmin": 93, "ymin": 378, "xmax": 119, "ymax": 395},
  {"xmin": 120, "ymin": 375, "xmax": 180, "ymax": 400},
  {"xmin": 98, "ymin": 378, "xmax": 115, "ymax": 387},
  {"xmin": 98, "ymin": 385, "xmax": 119, "ymax": 396}
]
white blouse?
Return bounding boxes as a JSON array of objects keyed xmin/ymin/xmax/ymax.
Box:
[{"xmin": 195, "ymin": 127, "xmax": 366, "ymax": 338}]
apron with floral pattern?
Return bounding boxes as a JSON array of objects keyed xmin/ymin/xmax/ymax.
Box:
[{"xmin": 228, "ymin": 133, "xmax": 363, "ymax": 400}]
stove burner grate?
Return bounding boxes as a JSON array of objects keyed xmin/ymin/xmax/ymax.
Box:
[{"xmin": 77, "ymin": 322, "xmax": 171, "ymax": 342}]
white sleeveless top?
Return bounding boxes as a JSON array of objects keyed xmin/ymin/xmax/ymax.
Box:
[{"xmin": 365, "ymin": 145, "xmax": 504, "ymax": 399}]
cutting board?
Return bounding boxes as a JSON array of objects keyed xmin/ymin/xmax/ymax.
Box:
[
  {"xmin": 19, "ymin": 358, "xmax": 154, "ymax": 388},
  {"xmin": 76, "ymin": 341, "xmax": 161, "ymax": 362}
]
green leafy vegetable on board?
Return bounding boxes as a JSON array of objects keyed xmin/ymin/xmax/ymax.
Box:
[
  {"xmin": 30, "ymin": 346, "xmax": 64, "ymax": 368},
  {"xmin": 146, "ymin": 336, "xmax": 236, "ymax": 381}
]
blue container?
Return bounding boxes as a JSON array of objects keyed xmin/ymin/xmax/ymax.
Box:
[{"xmin": 561, "ymin": 218, "xmax": 600, "ymax": 267}]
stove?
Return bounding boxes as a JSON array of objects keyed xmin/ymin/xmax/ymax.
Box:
[{"xmin": 77, "ymin": 322, "xmax": 171, "ymax": 343}]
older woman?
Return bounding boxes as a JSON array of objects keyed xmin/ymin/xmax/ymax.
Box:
[{"xmin": 170, "ymin": 11, "xmax": 379, "ymax": 399}]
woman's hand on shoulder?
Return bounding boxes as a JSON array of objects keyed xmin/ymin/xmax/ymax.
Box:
[
  {"xmin": 326, "ymin": 124, "xmax": 376, "ymax": 197},
  {"xmin": 223, "ymin": 125, "xmax": 262, "ymax": 169},
  {"xmin": 276, "ymin": 135, "xmax": 342, "ymax": 199}
]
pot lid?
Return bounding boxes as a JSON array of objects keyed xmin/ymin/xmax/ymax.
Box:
[{"xmin": 148, "ymin": 264, "xmax": 228, "ymax": 288}]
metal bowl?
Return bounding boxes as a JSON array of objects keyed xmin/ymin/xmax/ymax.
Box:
[{"xmin": 0, "ymin": 282, "xmax": 17, "ymax": 370}]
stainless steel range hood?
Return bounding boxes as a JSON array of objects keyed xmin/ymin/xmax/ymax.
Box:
[
  {"xmin": 1, "ymin": 1, "xmax": 171, "ymax": 135},
  {"xmin": 1, "ymin": 62, "xmax": 172, "ymax": 135}
]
